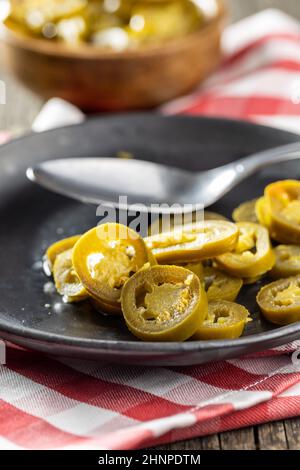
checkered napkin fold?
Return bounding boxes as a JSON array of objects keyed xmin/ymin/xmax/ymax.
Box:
[{"xmin": 1, "ymin": 9, "xmax": 300, "ymax": 450}]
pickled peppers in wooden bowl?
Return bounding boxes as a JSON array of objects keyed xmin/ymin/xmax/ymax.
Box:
[
  {"xmin": 43, "ymin": 180, "xmax": 300, "ymax": 342},
  {"xmin": 1, "ymin": 0, "xmax": 225, "ymax": 110},
  {"xmin": 5, "ymin": 0, "xmax": 208, "ymax": 49}
]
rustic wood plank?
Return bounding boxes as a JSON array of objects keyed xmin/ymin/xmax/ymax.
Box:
[
  {"xmin": 257, "ymin": 422, "xmax": 288, "ymax": 450},
  {"xmin": 197, "ymin": 434, "xmax": 221, "ymax": 450},
  {"xmin": 154, "ymin": 434, "xmax": 220, "ymax": 450},
  {"xmin": 284, "ymin": 418, "xmax": 300, "ymax": 450},
  {"xmin": 220, "ymin": 428, "xmax": 256, "ymax": 450}
]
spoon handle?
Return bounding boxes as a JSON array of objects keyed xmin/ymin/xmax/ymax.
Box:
[{"xmin": 233, "ymin": 141, "xmax": 300, "ymax": 179}]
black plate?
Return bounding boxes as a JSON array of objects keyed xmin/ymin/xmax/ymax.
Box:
[{"xmin": 1, "ymin": 114, "xmax": 300, "ymax": 366}]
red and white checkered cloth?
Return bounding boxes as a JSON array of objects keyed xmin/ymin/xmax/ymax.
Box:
[{"xmin": 1, "ymin": 9, "xmax": 300, "ymax": 450}]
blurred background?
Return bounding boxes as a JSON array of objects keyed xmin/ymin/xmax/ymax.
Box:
[
  {"xmin": 0, "ymin": 0, "xmax": 299, "ymax": 131},
  {"xmin": 229, "ymin": 0, "xmax": 300, "ymax": 21}
]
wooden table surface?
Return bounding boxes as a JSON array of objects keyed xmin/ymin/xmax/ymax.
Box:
[{"xmin": 0, "ymin": 0, "xmax": 300, "ymax": 451}]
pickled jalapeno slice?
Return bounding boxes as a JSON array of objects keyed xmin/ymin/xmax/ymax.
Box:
[
  {"xmin": 255, "ymin": 197, "xmax": 271, "ymax": 229},
  {"xmin": 44, "ymin": 234, "xmax": 81, "ymax": 276},
  {"xmin": 202, "ymin": 267, "xmax": 243, "ymax": 302},
  {"xmin": 257, "ymin": 275, "xmax": 300, "ymax": 325},
  {"xmin": 193, "ymin": 300, "xmax": 251, "ymax": 340},
  {"xmin": 232, "ymin": 199, "xmax": 258, "ymax": 223},
  {"xmin": 53, "ymin": 248, "xmax": 88, "ymax": 303},
  {"xmin": 145, "ymin": 220, "xmax": 238, "ymax": 264},
  {"xmin": 181, "ymin": 262, "xmax": 204, "ymax": 280},
  {"xmin": 258, "ymin": 181, "xmax": 300, "ymax": 244},
  {"xmin": 271, "ymin": 245, "xmax": 300, "ymax": 279},
  {"xmin": 216, "ymin": 222, "xmax": 275, "ymax": 279},
  {"xmin": 121, "ymin": 264, "xmax": 208, "ymax": 342},
  {"xmin": 72, "ymin": 223, "xmax": 155, "ymax": 314},
  {"xmin": 148, "ymin": 211, "xmax": 228, "ymax": 237}
]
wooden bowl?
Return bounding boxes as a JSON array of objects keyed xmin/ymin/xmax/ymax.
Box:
[{"xmin": 0, "ymin": 1, "xmax": 226, "ymax": 111}]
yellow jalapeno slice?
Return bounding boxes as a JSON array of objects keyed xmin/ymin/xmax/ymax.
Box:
[
  {"xmin": 53, "ymin": 248, "xmax": 88, "ymax": 303},
  {"xmin": 216, "ymin": 222, "xmax": 275, "ymax": 279},
  {"xmin": 72, "ymin": 223, "xmax": 155, "ymax": 314},
  {"xmin": 148, "ymin": 211, "xmax": 228, "ymax": 237},
  {"xmin": 202, "ymin": 267, "xmax": 243, "ymax": 302},
  {"xmin": 43, "ymin": 234, "xmax": 81, "ymax": 276},
  {"xmin": 259, "ymin": 180, "xmax": 300, "ymax": 244},
  {"xmin": 177, "ymin": 262, "xmax": 204, "ymax": 280},
  {"xmin": 232, "ymin": 199, "xmax": 258, "ymax": 223},
  {"xmin": 257, "ymin": 275, "xmax": 300, "ymax": 325},
  {"xmin": 255, "ymin": 197, "xmax": 272, "ymax": 229},
  {"xmin": 271, "ymin": 245, "xmax": 300, "ymax": 279},
  {"xmin": 121, "ymin": 265, "xmax": 208, "ymax": 342},
  {"xmin": 145, "ymin": 220, "xmax": 239, "ymax": 264},
  {"xmin": 193, "ymin": 301, "xmax": 251, "ymax": 340}
]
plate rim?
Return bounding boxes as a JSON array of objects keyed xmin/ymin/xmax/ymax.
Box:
[
  {"xmin": 0, "ymin": 112, "xmax": 299, "ymax": 151},
  {"xmin": 1, "ymin": 316, "xmax": 300, "ymax": 353}
]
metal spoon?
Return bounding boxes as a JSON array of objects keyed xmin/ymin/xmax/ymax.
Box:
[{"xmin": 27, "ymin": 142, "xmax": 300, "ymax": 214}]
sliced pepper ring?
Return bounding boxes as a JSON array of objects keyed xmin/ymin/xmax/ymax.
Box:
[
  {"xmin": 53, "ymin": 248, "xmax": 88, "ymax": 303},
  {"xmin": 257, "ymin": 275, "xmax": 300, "ymax": 325},
  {"xmin": 72, "ymin": 223, "xmax": 155, "ymax": 314},
  {"xmin": 148, "ymin": 211, "xmax": 228, "ymax": 237},
  {"xmin": 43, "ymin": 234, "xmax": 81, "ymax": 276},
  {"xmin": 121, "ymin": 265, "xmax": 208, "ymax": 342},
  {"xmin": 193, "ymin": 300, "xmax": 251, "ymax": 340},
  {"xmin": 177, "ymin": 262, "xmax": 204, "ymax": 280},
  {"xmin": 202, "ymin": 267, "xmax": 243, "ymax": 302},
  {"xmin": 232, "ymin": 199, "xmax": 258, "ymax": 223},
  {"xmin": 145, "ymin": 220, "xmax": 238, "ymax": 264},
  {"xmin": 260, "ymin": 180, "xmax": 300, "ymax": 244},
  {"xmin": 271, "ymin": 245, "xmax": 300, "ymax": 279},
  {"xmin": 255, "ymin": 197, "xmax": 272, "ymax": 229},
  {"xmin": 216, "ymin": 222, "xmax": 275, "ymax": 279}
]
